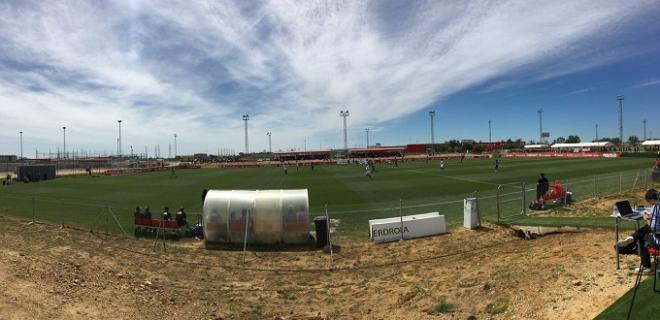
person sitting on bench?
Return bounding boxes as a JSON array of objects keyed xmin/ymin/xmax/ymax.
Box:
[
  {"xmin": 162, "ymin": 207, "xmax": 171, "ymax": 221},
  {"xmin": 133, "ymin": 206, "xmax": 142, "ymax": 219},
  {"xmin": 175, "ymin": 207, "xmax": 187, "ymax": 227},
  {"xmin": 617, "ymin": 189, "xmax": 660, "ymax": 273},
  {"xmin": 143, "ymin": 207, "xmax": 152, "ymax": 220}
]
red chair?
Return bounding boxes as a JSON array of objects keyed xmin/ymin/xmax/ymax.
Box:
[{"xmin": 649, "ymin": 246, "xmax": 660, "ymax": 293}]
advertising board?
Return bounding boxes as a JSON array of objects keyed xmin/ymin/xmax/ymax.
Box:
[{"xmin": 368, "ymin": 212, "xmax": 446, "ymax": 243}]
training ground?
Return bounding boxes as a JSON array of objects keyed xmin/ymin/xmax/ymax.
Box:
[{"xmin": 0, "ymin": 156, "xmax": 658, "ymax": 319}]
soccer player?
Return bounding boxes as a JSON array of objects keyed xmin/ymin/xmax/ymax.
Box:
[
  {"xmin": 495, "ymin": 159, "xmax": 499, "ymax": 171},
  {"xmin": 440, "ymin": 160, "xmax": 445, "ymax": 170},
  {"xmin": 365, "ymin": 165, "xmax": 373, "ymax": 180}
]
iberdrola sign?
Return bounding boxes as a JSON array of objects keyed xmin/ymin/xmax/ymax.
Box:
[{"xmin": 368, "ymin": 212, "xmax": 446, "ymax": 243}]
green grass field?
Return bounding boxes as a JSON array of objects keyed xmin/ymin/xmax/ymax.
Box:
[
  {"xmin": 595, "ymin": 277, "xmax": 660, "ymax": 319},
  {"xmin": 0, "ymin": 157, "xmax": 655, "ymax": 235}
]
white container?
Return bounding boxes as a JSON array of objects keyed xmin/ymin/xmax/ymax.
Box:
[
  {"xmin": 464, "ymin": 197, "xmax": 480, "ymax": 229},
  {"xmin": 369, "ymin": 212, "xmax": 446, "ymax": 243}
]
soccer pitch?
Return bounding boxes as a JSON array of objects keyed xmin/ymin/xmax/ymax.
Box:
[{"xmin": 0, "ymin": 157, "xmax": 655, "ymax": 235}]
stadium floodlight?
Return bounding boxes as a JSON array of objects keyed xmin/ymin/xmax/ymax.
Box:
[
  {"xmin": 117, "ymin": 120, "xmax": 122, "ymax": 157},
  {"xmin": 242, "ymin": 114, "xmax": 250, "ymax": 154},
  {"xmin": 429, "ymin": 111, "xmax": 436, "ymax": 151},
  {"xmin": 340, "ymin": 110, "xmax": 349, "ymax": 150},
  {"xmin": 643, "ymin": 119, "xmax": 647, "ymax": 141},
  {"xmin": 267, "ymin": 132, "xmax": 272, "ymax": 153},
  {"xmin": 617, "ymin": 95, "xmax": 624, "ymax": 148},
  {"xmin": 488, "ymin": 120, "xmax": 492, "ymax": 143},
  {"xmin": 365, "ymin": 128, "xmax": 370, "ymax": 148},
  {"xmin": 62, "ymin": 126, "xmax": 66, "ymax": 159},
  {"xmin": 537, "ymin": 108, "xmax": 543, "ymax": 143},
  {"xmin": 174, "ymin": 133, "xmax": 177, "ymax": 157},
  {"xmin": 19, "ymin": 131, "xmax": 23, "ymax": 159},
  {"xmin": 595, "ymin": 123, "xmax": 599, "ymax": 141}
]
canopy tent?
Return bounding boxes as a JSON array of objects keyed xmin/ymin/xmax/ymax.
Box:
[
  {"xmin": 641, "ymin": 140, "xmax": 660, "ymax": 146},
  {"xmin": 551, "ymin": 142, "xmax": 614, "ymax": 149}
]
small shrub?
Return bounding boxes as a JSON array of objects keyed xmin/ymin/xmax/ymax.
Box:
[
  {"xmin": 431, "ymin": 299, "xmax": 455, "ymax": 314},
  {"xmin": 486, "ymin": 297, "xmax": 509, "ymax": 315}
]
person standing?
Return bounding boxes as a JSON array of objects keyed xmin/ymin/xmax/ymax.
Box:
[
  {"xmin": 440, "ymin": 160, "xmax": 445, "ymax": 170},
  {"xmin": 536, "ymin": 173, "xmax": 550, "ymax": 201},
  {"xmin": 365, "ymin": 164, "xmax": 373, "ymax": 180},
  {"xmin": 617, "ymin": 189, "xmax": 660, "ymax": 273},
  {"xmin": 495, "ymin": 159, "xmax": 499, "ymax": 171}
]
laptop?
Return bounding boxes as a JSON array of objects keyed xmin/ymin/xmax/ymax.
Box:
[{"xmin": 615, "ymin": 200, "xmax": 642, "ymax": 219}]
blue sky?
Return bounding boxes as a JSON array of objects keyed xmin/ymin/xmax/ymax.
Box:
[{"xmin": 0, "ymin": 0, "xmax": 659, "ymax": 156}]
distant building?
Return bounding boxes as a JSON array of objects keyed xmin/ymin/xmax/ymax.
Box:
[{"xmin": 0, "ymin": 155, "xmax": 18, "ymax": 162}]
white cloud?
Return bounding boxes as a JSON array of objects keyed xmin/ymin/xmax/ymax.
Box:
[{"xmin": 0, "ymin": 0, "xmax": 655, "ymax": 154}]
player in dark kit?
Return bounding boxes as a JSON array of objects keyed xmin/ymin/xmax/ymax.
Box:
[{"xmin": 495, "ymin": 159, "xmax": 499, "ymax": 171}]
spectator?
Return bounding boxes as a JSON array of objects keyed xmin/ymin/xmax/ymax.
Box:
[
  {"xmin": 617, "ymin": 189, "xmax": 660, "ymax": 273},
  {"xmin": 133, "ymin": 206, "xmax": 142, "ymax": 219},
  {"xmin": 143, "ymin": 207, "xmax": 152, "ymax": 220},
  {"xmin": 175, "ymin": 207, "xmax": 187, "ymax": 227},
  {"xmin": 536, "ymin": 173, "xmax": 550, "ymax": 201},
  {"xmin": 162, "ymin": 207, "xmax": 171, "ymax": 221}
]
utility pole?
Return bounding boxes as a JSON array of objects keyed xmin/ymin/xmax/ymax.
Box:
[
  {"xmin": 19, "ymin": 131, "xmax": 23, "ymax": 159},
  {"xmin": 340, "ymin": 110, "xmax": 349, "ymax": 150},
  {"xmin": 242, "ymin": 114, "xmax": 250, "ymax": 154},
  {"xmin": 62, "ymin": 126, "xmax": 67, "ymax": 159},
  {"xmin": 267, "ymin": 132, "xmax": 272, "ymax": 153},
  {"xmin": 173, "ymin": 133, "xmax": 177, "ymax": 158},
  {"xmin": 117, "ymin": 120, "xmax": 122, "ymax": 157},
  {"xmin": 538, "ymin": 108, "xmax": 543, "ymax": 143},
  {"xmin": 617, "ymin": 95, "xmax": 624, "ymax": 148},
  {"xmin": 365, "ymin": 128, "xmax": 370, "ymax": 148}
]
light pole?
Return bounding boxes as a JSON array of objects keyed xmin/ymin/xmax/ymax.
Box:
[
  {"xmin": 117, "ymin": 120, "xmax": 122, "ymax": 157},
  {"xmin": 488, "ymin": 120, "xmax": 492, "ymax": 143},
  {"xmin": 616, "ymin": 95, "xmax": 624, "ymax": 148},
  {"xmin": 242, "ymin": 114, "xmax": 250, "ymax": 154},
  {"xmin": 595, "ymin": 123, "xmax": 599, "ymax": 141},
  {"xmin": 62, "ymin": 126, "xmax": 66, "ymax": 159},
  {"xmin": 538, "ymin": 108, "xmax": 543, "ymax": 143},
  {"xmin": 643, "ymin": 119, "xmax": 647, "ymax": 141},
  {"xmin": 267, "ymin": 132, "xmax": 272, "ymax": 153},
  {"xmin": 19, "ymin": 131, "xmax": 23, "ymax": 159},
  {"xmin": 429, "ymin": 111, "xmax": 435, "ymax": 151},
  {"xmin": 173, "ymin": 133, "xmax": 177, "ymax": 158},
  {"xmin": 365, "ymin": 128, "xmax": 370, "ymax": 148},
  {"xmin": 340, "ymin": 110, "xmax": 349, "ymax": 150}
]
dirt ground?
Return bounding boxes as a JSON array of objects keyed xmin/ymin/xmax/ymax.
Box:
[{"xmin": 0, "ymin": 214, "xmax": 651, "ymax": 320}]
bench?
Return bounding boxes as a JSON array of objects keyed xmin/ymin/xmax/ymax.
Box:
[{"xmin": 134, "ymin": 218, "xmax": 182, "ymax": 237}]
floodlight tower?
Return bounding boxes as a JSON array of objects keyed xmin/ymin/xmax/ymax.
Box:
[
  {"xmin": 242, "ymin": 114, "xmax": 250, "ymax": 154},
  {"xmin": 19, "ymin": 131, "xmax": 23, "ymax": 159},
  {"xmin": 173, "ymin": 133, "xmax": 177, "ymax": 157},
  {"xmin": 266, "ymin": 132, "xmax": 272, "ymax": 153},
  {"xmin": 488, "ymin": 120, "xmax": 492, "ymax": 143},
  {"xmin": 616, "ymin": 95, "xmax": 624, "ymax": 148},
  {"xmin": 117, "ymin": 120, "xmax": 122, "ymax": 157},
  {"xmin": 537, "ymin": 108, "xmax": 543, "ymax": 143},
  {"xmin": 595, "ymin": 123, "xmax": 599, "ymax": 141},
  {"xmin": 340, "ymin": 110, "xmax": 349, "ymax": 150},
  {"xmin": 429, "ymin": 111, "xmax": 436, "ymax": 149},
  {"xmin": 62, "ymin": 126, "xmax": 67, "ymax": 159},
  {"xmin": 365, "ymin": 128, "xmax": 370, "ymax": 148},
  {"xmin": 643, "ymin": 119, "xmax": 647, "ymax": 140}
]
